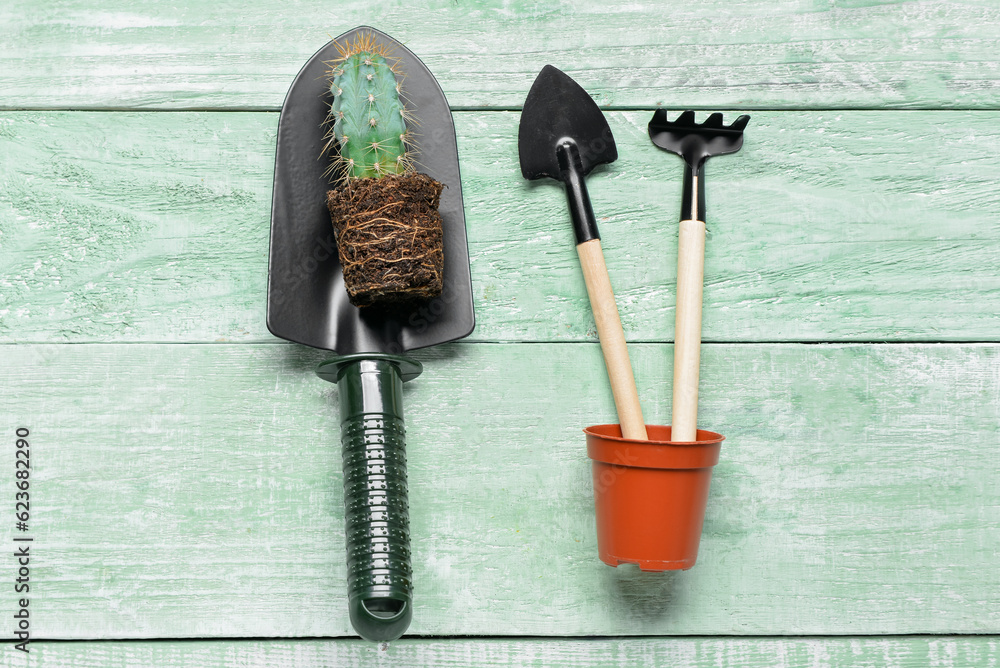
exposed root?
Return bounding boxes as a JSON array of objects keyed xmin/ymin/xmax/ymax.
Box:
[{"xmin": 327, "ymin": 173, "xmax": 445, "ymax": 308}]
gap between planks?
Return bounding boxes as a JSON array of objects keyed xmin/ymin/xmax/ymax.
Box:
[
  {"xmin": 25, "ymin": 633, "xmax": 1000, "ymax": 643},
  {"xmin": 5, "ymin": 106, "xmax": 1000, "ymax": 113}
]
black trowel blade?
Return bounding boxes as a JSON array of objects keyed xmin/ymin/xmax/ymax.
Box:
[
  {"xmin": 518, "ymin": 65, "xmax": 618, "ymax": 181},
  {"xmin": 267, "ymin": 26, "xmax": 475, "ymax": 355}
]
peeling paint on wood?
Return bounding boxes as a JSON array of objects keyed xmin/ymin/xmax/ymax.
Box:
[
  {"xmin": 4, "ymin": 1, "xmax": 1000, "ymax": 109},
  {"xmin": 3, "ymin": 111, "xmax": 1000, "ymax": 344},
  {"xmin": 1, "ymin": 342, "xmax": 997, "ymax": 638},
  {"xmin": 22, "ymin": 636, "xmax": 1000, "ymax": 667}
]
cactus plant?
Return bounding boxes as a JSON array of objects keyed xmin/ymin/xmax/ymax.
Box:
[
  {"xmin": 325, "ymin": 32, "xmax": 413, "ymax": 179},
  {"xmin": 324, "ymin": 32, "xmax": 444, "ymax": 308}
]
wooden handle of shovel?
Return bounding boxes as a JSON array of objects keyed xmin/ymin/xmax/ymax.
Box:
[
  {"xmin": 672, "ymin": 219, "xmax": 706, "ymax": 442},
  {"xmin": 576, "ymin": 239, "xmax": 648, "ymax": 441}
]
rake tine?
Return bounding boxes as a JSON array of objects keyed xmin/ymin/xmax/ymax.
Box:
[
  {"xmin": 677, "ymin": 110, "xmax": 696, "ymax": 125},
  {"xmin": 704, "ymin": 112, "xmax": 725, "ymax": 128},
  {"xmin": 651, "ymin": 108, "xmax": 670, "ymax": 125},
  {"xmin": 729, "ymin": 114, "xmax": 751, "ymax": 132}
]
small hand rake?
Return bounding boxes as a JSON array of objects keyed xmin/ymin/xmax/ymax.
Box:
[{"xmin": 648, "ymin": 110, "xmax": 749, "ymax": 441}]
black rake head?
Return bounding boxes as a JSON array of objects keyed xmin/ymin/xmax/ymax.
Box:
[{"xmin": 648, "ymin": 110, "xmax": 750, "ymax": 169}]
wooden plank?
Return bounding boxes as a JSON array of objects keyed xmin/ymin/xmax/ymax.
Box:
[
  {"xmin": 2, "ymin": 342, "xmax": 997, "ymax": 638},
  {"xmin": 21, "ymin": 637, "xmax": 1000, "ymax": 667},
  {"xmin": 4, "ymin": 1, "xmax": 1000, "ymax": 110},
  {"xmin": 3, "ymin": 110, "xmax": 1000, "ymax": 344}
]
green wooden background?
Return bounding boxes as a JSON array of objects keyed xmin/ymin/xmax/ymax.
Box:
[{"xmin": 2, "ymin": 1, "xmax": 999, "ymax": 666}]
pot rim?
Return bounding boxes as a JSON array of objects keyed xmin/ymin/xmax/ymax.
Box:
[{"xmin": 584, "ymin": 424, "xmax": 725, "ymax": 470}]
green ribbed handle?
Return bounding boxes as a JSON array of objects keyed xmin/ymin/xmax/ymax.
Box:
[{"xmin": 317, "ymin": 354, "xmax": 423, "ymax": 643}]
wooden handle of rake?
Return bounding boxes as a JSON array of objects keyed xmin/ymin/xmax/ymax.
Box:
[
  {"xmin": 577, "ymin": 239, "xmax": 648, "ymax": 441},
  {"xmin": 672, "ymin": 219, "xmax": 705, "ymax": 442}
]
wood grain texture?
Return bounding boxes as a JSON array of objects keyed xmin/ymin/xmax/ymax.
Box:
[
  {"xmin": 18, "ymin": 636, "xmax": 1000, "ymax": 668},
  {"xmin": 576, "ymin": 239, "xmax": 646, "ymax": 440},
  {"xmin": 2, "ymin": 342, "xmax": 997, "ymax": 638},
  {"xmin": 3, "ymin": 110, "xmax": 1000, "ymax": 344},
  {"xmin": 4, "ymin": 1, "xmax": 1000, "ymax": 110},
  {"xmin": 672, "ymin": 220, "xmax": 706, "ymax": 440}
]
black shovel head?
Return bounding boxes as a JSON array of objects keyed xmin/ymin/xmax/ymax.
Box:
[
  {"xmin": 518, "ymin": 65, "xmax": 617, "ymax": 181},
  {"xmin": 267, "ymin": 26, "xmax": 475, "ymax": 354}
]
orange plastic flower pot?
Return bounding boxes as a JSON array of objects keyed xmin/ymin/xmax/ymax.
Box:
[{"xmin": 584, "ymin": 424, "xmax": 724, "ymax": 571}]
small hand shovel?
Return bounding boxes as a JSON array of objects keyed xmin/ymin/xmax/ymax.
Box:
[
  {"xmin": 648, "ymin": 110, "xmax": 749, "ymax": 441},
  {"xmin": 267, "ymin": 26, "xmax": 475, "ymax": 642},
  {"xmin": 519, "ymin": 66, "xmax": 647, "ymax": 441}
]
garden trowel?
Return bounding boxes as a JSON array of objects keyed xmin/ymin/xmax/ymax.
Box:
[
  {"xmin": 267, "ymin": 26, "xmax": 475, "ymax": 642},
  {"xmin": 518, "ymin": 65, "xmax": 647, "ymax": 440}
]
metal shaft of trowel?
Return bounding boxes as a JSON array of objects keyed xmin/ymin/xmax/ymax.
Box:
[{"xmin": 557, "ymin": 139, "xmax": 648, "ymax": 441}]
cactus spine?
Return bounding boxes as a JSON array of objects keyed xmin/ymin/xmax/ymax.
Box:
[{"xmin": 326, "ymin": 33, "xmax": 413, "ymax": 180}]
